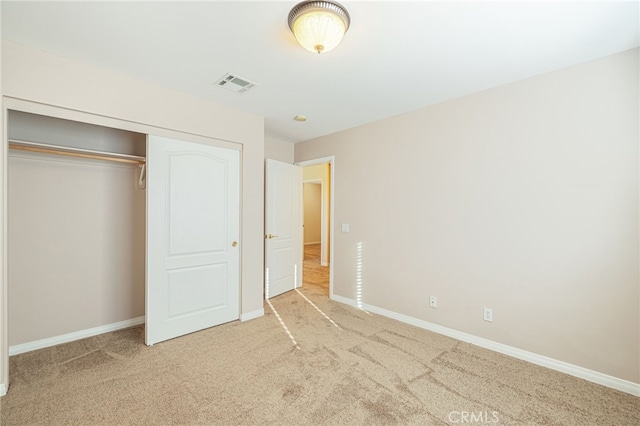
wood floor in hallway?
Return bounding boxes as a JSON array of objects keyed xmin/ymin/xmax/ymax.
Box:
[{"xmin": 303, "ymin": 243, "xmax": 329, "ymax": 296}]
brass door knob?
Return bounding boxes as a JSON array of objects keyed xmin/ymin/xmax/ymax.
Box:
[
  {"xmin": 266, "ymin": 233, "xmax": 279, "ymax": 239},
  {"xmin": 232, "ymin": 241, "xmax": 238, "ymax": 247}
]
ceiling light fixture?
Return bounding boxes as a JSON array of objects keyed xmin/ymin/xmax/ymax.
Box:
[{"xmin": 288, "ymin": 1, "xmax": 350, "ymax": 54}]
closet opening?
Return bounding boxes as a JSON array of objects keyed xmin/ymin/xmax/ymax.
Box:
[{"xmin": 7, "ymin": 110, "xmax": 147, "ymax": 356}]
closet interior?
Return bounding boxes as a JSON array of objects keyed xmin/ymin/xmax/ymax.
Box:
[{"xmin": 7, "ymin": 110, "xmax": 147, "ymax": 353}]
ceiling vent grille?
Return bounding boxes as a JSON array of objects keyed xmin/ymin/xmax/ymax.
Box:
[{"xmin": 215, "ymin": 73, "xmax": 257, "ymax": 94}]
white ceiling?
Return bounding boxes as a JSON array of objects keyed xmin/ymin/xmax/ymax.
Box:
[{"xmin": 2, "ymin": 1, "xmax": 639, "ymax": 144}]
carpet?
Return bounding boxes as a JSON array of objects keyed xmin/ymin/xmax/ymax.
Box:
[{"xmin": 1, "ymin": 287, "xmax": 638, "ymax": 425}]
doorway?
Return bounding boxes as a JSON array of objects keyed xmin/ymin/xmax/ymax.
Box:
[
  {"xmin": 298, "ymin": 157, "xmax": 334, "ymax": 299},
  {"xmin": 303, "ymin": 181, "xmax": 327, "ymax": 295}
]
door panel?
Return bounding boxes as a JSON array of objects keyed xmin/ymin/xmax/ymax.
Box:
[
  {"xmin": 168, "ymin": 154, "xmax": 228, "ymax": 255},
  {"xmin": 147, "ymin": 135, "xmax": 239, "ymax": 345},
  {"xmin": 167, "ymin": 264, "xmax": 227, "ymax": 317},
  {"xmin": 265, "ymin": 159, "xmax": 302, "ymax": 298}
]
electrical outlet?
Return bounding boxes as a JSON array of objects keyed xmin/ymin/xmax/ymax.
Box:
[
  {"xmin": 429, "ymin": 296, "xmax": 437, "ymax": 308},
  {"xmin": 483, "ymin": 307, "xmax": 493, "ymax": 322}
]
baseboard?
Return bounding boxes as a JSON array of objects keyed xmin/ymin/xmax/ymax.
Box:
[
  {"xmin": 9, "ymin": 316, "xmax": 145, "ymax": 356},
  {"xmin": 304, "ymin": 241, "xmax": 321, "ymax": 246},
  {"xmin": 331, "ymin": 294, "xmax": 640, "ymax": 397},
  {"xmin": 0, "ymin": 382, "xmax": 6, "ymax": 397},
  {"xmin": 240, "ymin": 308, "xmax": 264, "ymax": 322}
]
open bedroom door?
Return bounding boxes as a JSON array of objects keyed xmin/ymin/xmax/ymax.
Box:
[
  {"xmin": 146, "ymin": 135, "xmax": 240, "ymax": 345},
  {"xmin": 265, "ymin": 159, "xmax": 302, "ymax": 298}
]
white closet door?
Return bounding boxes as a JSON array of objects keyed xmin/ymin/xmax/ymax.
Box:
[{"xmin": 146, "ymin": 135, "xmax": 240, "ymax": 345}]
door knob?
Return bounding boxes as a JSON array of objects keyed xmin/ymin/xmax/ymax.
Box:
[
  {"xmin": 266, "ymin": 233, "xmax": 279, "ymax": 239},
  {"xmin": 232, "ymin": 241, "xmax": 238, "ymax": 247}
]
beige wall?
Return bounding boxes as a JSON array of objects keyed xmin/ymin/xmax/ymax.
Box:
[
  {"xmin": 303, "ymin": 183, "xmax": 322, "ymax": 244},
  {"xmin": 265, "ymin": 137, "xmax": 294, "ymax": 163},
  {"xmin": 8, "ymin": 153, "xmax": 146, "ymax": 345},
  {"xmin": 303, "ymin": 163, "xmax": 329, "ymax": 182},
  {"xmin": 1, "ymin": 41, "xmax": 265, "ymax": 390},
  {"xmin": 295, "ymin": 49, "xmax": 639, "ymax": 384}
]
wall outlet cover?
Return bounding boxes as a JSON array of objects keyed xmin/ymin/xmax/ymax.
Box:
[
  {"xmin": 429, "ymin": 296, "xmax": 437, "ymax": 308},
  {"xmin": 483, "ymin": 307, "xmax": 493, "ymax": 322}
]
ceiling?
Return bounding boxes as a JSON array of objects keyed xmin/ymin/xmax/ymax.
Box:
[{"xmin": 2, "ymin": 1, "xmax": 639, "ymax": 144}]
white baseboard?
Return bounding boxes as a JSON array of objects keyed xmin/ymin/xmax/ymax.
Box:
[
  {"xmin": 331, "ymin": 294, "xmax": 640, "ymax": 397},
  {"xmin": 9, "ymin": 316, "xmax": 145, "ymax": 356},
  {"xmin": 0, "ymin": 382, "xmax": 6, "ymax": 397},
  {"xmin": 240, "ymin": 308, "xmax": 264, "ymax": 322},
  {"xmin": 304, "ymin": 241, "xmax": 321, "ymax": 246}
]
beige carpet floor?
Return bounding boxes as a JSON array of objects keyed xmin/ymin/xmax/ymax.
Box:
[{"xmin": 1, "ymin": 249, "xmax": 638, "ymax": 425}]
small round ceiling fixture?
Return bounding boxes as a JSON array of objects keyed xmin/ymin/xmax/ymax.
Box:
[
  {"xmin": 294, "ymin": 115, "xmax": 308, "ymax": 122},
  {"xmin": 288, "ymin": 1, "xmax": 350, "ymax": 54}
]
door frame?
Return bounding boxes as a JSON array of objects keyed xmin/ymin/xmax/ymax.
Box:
[{"xmin": 296, "ymin": 156, "xmax": 335, "ymax": 300}]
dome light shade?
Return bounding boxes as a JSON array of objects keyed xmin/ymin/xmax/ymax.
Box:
[{"xmin": 288, "ymin": 1, "xmax": 350, "ymax": 54}]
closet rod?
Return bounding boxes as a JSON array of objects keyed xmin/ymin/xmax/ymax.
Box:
[{"xmin": 8, "ymin": 139, "xmax": 146, "ymax": 165}]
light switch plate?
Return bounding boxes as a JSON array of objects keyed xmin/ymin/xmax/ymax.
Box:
[{"xmin": 341, "ymin": 223, "xmax": 350, "ymax": 233}]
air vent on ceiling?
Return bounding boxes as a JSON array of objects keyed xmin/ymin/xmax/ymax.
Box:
[{"xmin": 215, "ymin": 73, "xmax": 257, "ymax": 94}]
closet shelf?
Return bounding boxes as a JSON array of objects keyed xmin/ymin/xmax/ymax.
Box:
[{"xmin": 8, "ymin": 139, "xmax": 146, "ymax": 165}]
